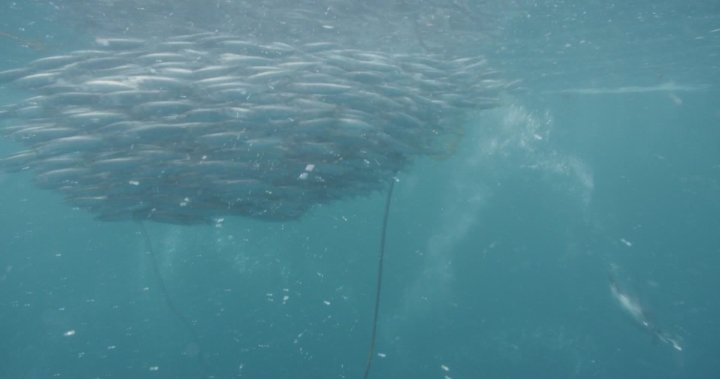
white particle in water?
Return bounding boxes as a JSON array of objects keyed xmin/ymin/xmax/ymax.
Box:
[
  {"xmin": 63, "ymin": 329, "xmax": 76, "ymax": 337},
  {"xmin": 323, "ymin": 300, "xmax": 331, "ymax": 306},
  {"xmin": 148, "ymin": 366, "xmax": 159, "ymax": 371},
  {"xmin": 377, "ymin": 352, "xmax": 386, "ymax": 358}
]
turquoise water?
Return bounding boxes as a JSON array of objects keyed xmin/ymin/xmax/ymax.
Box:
[{"xmin": 2, "ymin": 1, "xmax": 719, "ymax": 378}]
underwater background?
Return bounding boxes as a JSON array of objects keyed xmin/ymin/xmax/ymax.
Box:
[{"xmin": 1, "ymin": 1, "xmax": 719, "ymax": 378}]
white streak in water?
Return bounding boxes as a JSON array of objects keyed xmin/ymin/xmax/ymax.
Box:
[{"xmin": 546, "ymin": 82, "xmax": 709, "ymax": 95}]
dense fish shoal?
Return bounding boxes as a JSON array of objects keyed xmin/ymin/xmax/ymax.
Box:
[{"xmin": 0, "ymin": 33, "xmax": 512, "ymax": 224}]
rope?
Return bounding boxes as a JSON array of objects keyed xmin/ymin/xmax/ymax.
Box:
[{"xmin": 362, "ymin": 178, "xmax": 396, "ymax": 379}]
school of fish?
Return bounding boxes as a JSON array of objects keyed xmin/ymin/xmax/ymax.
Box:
[{"xmin": 0, "ymin": 33, "xmax": 509, "ymax": 224}]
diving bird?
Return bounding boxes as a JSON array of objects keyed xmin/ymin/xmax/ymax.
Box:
[{"xmin": 608, "ymin": 272, "xmax": 683, "ymax": 352}]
